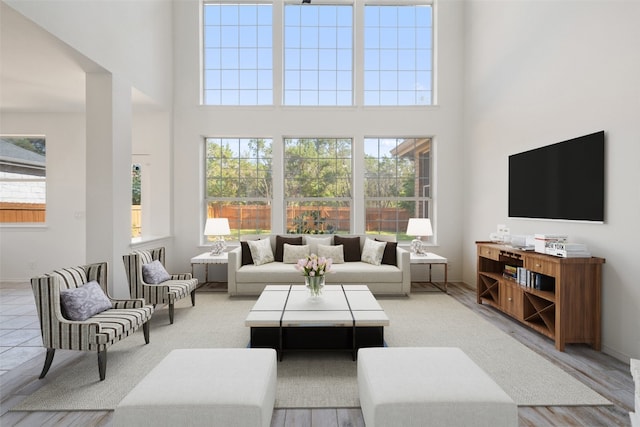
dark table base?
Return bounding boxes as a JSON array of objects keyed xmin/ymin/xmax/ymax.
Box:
[{"xmin": 250, "ymin": 326, "xmax": 385, "ymax": 361}]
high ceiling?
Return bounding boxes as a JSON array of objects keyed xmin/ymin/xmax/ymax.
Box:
[{"xmin": 0, "ymin": 3, "xmax": 156, "ymax": 114}]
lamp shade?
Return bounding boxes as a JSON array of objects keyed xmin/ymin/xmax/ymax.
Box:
[
  {"xmin": 406, "ymin": 218, "xmax": 433, "ymax": 237},
  {"xmin": 204, "ymin": 218, "xmax": 231, "ymax": 236}
]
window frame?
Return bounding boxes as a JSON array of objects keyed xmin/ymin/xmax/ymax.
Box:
[
  {"xmin": 201, "ymin": 0, "xmax": 435, "ymax": 107},
  {"xmin": 363, "ymin": 137, "xmax": 433, "ymax": 241},
  {"xmin": 363, "ymin": 2, "xmax": 434, "ymax": 106},
  {"xmin": 203, "ymin": 137, "xmax": 274, "ymax": 241},
  {"xmin": 282, "ymin": 2, "xmax": 354, "ymax": 106},
  {"xmin": 202, "ymin": 1, "xmax": 274, "ymax": 106},
  {"xmin": 0, "ymin": 135, "xmax": 47, "ymax": 226},
  {"xmin": 283, "ymin": 137, "xmax": 353, "ymax": 234}
]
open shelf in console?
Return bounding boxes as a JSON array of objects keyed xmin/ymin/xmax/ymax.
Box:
[
  {"xmin": 478, "ymin": 273, "xmax": 499, "ymax": 304},
  {"xmin": 523, "ymin": 288, "xmax": 556, "ymax": 338}
]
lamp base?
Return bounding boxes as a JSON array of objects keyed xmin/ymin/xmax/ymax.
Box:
[
  {"xmin": 411, "ymin": 238, "xmax": 426, "ymax": 255},
  {"xmin": 210, "ymin": 239, "xmax": 226, "ymax": 255}
]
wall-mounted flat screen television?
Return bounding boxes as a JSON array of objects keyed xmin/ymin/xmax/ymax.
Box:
[{"xmin": 508, "ymin": 131, "xmax": 605, "ymax": 222}]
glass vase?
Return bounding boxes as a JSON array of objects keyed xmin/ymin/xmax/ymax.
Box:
[{"xmin": 305, "ymin": 275, "xmax": 325, "ymax": 298}]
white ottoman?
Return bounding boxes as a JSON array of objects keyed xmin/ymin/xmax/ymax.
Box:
[
  {"xmin": 114, "ymin": 348, "xmax": 277, "ymax": 427},
  {"xmin": 357, "ymin": 347, "xmax": 517, "ymax": 427}
]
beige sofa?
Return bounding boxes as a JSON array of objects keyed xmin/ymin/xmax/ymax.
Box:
[{"xmin": 227, "ymin": 234, "xmax": 410, "ymax": 296}]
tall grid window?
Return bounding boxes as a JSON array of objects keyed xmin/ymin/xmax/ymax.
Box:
[
  {"xmin": 0, "ymin": 136, "xmax": 46, "ymax": 224},
  {"xmin": 203, "ymin": 3, "xmax": 273, "ymax": 105},
  {"xmin": 284, "ymin": 138, "xmax": 352, "ymax": 233},
  {"xmin": 284, "ymin": 5, "xmax": 353, "ymax": 106},
  {"xmin": 364, "ymin": 138, "xmax": 432, "ymax": 239},
  {"xmin": 205, "ymin": 138, "xmax": 273, "ymax": 239},
  {"xmin": 364, "ymin": 5, "xmax": 433, "ymax": 105}
]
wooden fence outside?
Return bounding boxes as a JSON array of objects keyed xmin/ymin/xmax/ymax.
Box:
[
  {"xmin": 208, "ymin": 205, "xmax": 410, "ymax": 233},
  {"xmin": 1, "ymin": 204, "xmax": 408, "ymax": 235},
  {"xmin": 0, "ymin": 202, "xmax": 45, "ymax": 223}
]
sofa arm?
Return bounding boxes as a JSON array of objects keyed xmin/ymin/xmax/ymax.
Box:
[
  {"xmin": 396, "ymin": 246, "xmax": 411, "ymax": 295},
  {"xmin": 227, "ymin": 246, "xmax": 242, "ymax": 295}
]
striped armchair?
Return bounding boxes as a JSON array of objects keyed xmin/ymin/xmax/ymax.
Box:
[
  {"xmin": 123, "ymin": 247, "xmax": 198, "ymax": 324},
  {"xmin": 31, "ymin": 262, "xmax": 154, "ymax": 381}
]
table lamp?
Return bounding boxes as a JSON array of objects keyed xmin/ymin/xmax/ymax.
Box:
[
  {"xmin": 204, "ymin": 218, "xmax": 231, "ymax": 255},
  {"xmin": 406, "ymin": 218, "xmax": 433, "ymax": 255}
]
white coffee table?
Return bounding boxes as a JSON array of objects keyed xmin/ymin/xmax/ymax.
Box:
[{"xmin": 245, "ymin": 284, "xmax": 389, "ymax": 361}]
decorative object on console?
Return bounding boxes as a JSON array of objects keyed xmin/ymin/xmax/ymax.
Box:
[
  {"xmin": 545, "ymin": 242, "xmax": 591, "ymax": 258},
  {"xmin": 204, "ymin": 218, "xmax": 231, "ymax": 255},
  {"xmin": 406, "ymin": 218, "xmax": 433, "ymax": 254},
  {"xmin": 534, "ymin": 234, "xmax": 568, "ymax": 254}
]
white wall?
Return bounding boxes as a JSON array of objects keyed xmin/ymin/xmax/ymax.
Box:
[
  {"xmin": 0, "ymin": 113, "xmax": 86, "ymax": 280},
  {"xmin": 0, "ymin": 2, "xmax": 175, "ymax": 296},
  {"xmin": 171, "ymin": 0, "xmax": 467, "ymax": 282},
  {"xmin": 5, "ymin": 0, "xmax": 174, "ymax": 106},
  {"xmin": 462, "ymin": 0, "xmax": 640, "ymax": 361}
]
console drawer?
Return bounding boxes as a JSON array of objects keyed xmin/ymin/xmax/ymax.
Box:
[
  {"xmin": 478, "ymin": 245, "xmax": 500, "ymax": 261},
  {"xmin": 525, "ymin": 257, "xmax": 558, "ymax": 276},
  {"xmin": 500, "ymin": 281, "xmax": 523, "ymax": 318}
]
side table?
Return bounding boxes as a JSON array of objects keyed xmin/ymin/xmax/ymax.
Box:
[
  {"xmin": 191, "ymin": 252, "xmax": 228, "ymax": 287},
  {"xmin": 410, "ymin": 252, "xmax": 448, "ymax": 293}
]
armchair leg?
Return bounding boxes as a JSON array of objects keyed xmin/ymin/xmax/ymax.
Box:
[
  {"xmin": 143, "ymin": 321, "xmax": 150, "ymax": 344},
  {"xmin": 191, "ymin": 289, "xmax": 196, "ymax": 306},
  {"xmin": 98, "ymin": 349, "xmax": 107, "ymax": 381},
  {"xmin": 169, "ymin": 303, "xmax": 174, "ymax": 324},
  {"xmin": 39, "ymin": 348, "xmax": 55, "ymax": 379}
]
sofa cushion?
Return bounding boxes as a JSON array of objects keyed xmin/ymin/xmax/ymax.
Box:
[
  {"xmin": 60, "ymin": 280, "xmax": 113, "ymax": 321},
  {"xmin": 283, "ymin": 244, "xmax": 310, "ymax": 264},
  {"xmin": 304, "ymin": 236, "xmax": 333, "ymax": 255},
  {"xmin": 236, "ymin": 262, "xmax": 307, "ymax": 283},
  {"xmin": 275, "ymin": 236, "xmax": 303, "ymax": 262},
  {"xmin": 323, "ymin": 262, "xmax": 402, "ymax": 283},
  {"xmin": 142, "ymin": 260, "xmax": 171, "ymax": 284},
  {"xmin": 361, "ymin": 238, "xmax": 387, "ymax": 266},
  {"xmin": 235, "ymin": 261, "xmax": 401, "ymax": 284},
  {"xmin": 240, "ymin": 241, "xmax": 254, "ymax": 265},
  {"xmin": 376, "ymin": 239, "xmax": 398, "ymax": 266},
  {"xmin": 248, "ymin": 238, "xmax": 275, "ymax": 266},
  {"xmin": 334, "ymin": 235, "xmax": 361, "ymax": 262},
  {"xmin": 318, "ymin": 244, "xmax": 344, "ymax": 263}
]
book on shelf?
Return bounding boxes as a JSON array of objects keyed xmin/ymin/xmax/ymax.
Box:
[
  {"xmin": 503, "ymin": 265, "xmax": 518, "ymax": 280},
  {"xmin": 513, "ymin": 266, "xmax": 555, "ymax": 292}
]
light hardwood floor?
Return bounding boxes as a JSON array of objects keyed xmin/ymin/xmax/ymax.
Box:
[{"xmin": 0, "ymin": 281, "xmax": 634, "ymax": 426}]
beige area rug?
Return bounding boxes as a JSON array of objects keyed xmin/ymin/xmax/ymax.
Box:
[{"xmin": 12, "ymin": 292, "xmax": 609, "ymax": 411}]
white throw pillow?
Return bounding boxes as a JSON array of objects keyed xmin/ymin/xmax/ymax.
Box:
[
  {"xmin": 303, "ymin": 236, "xmax": 333, "ymax": 255},
  {"xmin": 283, "ymin": 244, "xmax": 310, "ymax": 264},
  {"xmin": 247, "ymin": 238, "xmax": 274, "ymax": 266},
  {"xmin": 317, "ymin": 244, "xmax": 344, "ymax": 263},
  {"xmin": 361, "ymin": 238, "xmax": 387, "ymax": 266}
]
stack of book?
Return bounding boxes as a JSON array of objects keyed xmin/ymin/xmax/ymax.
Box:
[
  {"xmin": 545, "ymin": 242, "xmax": 591, "ymax": 258},
  {"xmin": 502, "ymin": 265, "xmax": 518, "ymax": 281},
  {"xmin": 534, "ymin": 234, "xmax": 568, "ymax": 254},
  {"xmin": 504, "ymin": 266, "xmax": 555, "ymax": 291}
]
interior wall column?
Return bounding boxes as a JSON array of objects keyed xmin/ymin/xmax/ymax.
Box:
[{"xmin": 85, "ymin": 72, "xmax": 132, "ymax": 298}]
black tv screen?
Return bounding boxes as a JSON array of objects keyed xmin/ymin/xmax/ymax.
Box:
[{"xmin": 508, "ymin": 131, "xmax": 605, "ymax": 222}]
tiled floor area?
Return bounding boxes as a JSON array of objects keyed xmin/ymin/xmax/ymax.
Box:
[{"xmin": 0, "ymin": 282, "xmax": 45, "ymax": 377}]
